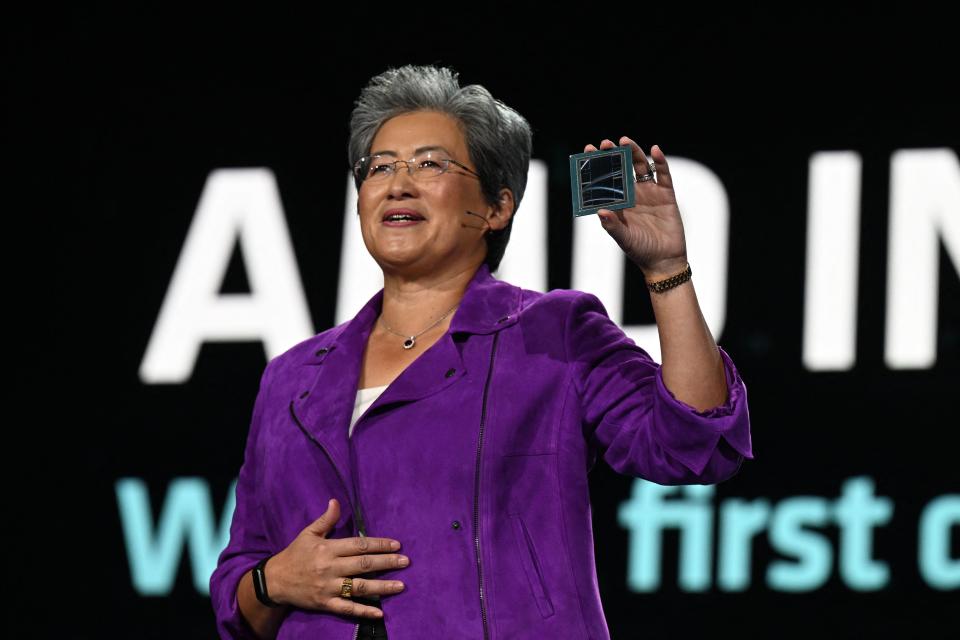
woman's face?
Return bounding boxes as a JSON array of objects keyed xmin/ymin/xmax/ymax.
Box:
[{"xmin": 357, "ymin": 110, "xmax": 501, "ymax": 278}]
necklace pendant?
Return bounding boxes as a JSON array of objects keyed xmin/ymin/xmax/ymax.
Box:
[{"xmin": 403, "ymin": 337, "xmax": 416, "ymax": 350}]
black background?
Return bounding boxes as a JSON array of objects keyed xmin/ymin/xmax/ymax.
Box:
[{"xmin": 8, "ymin": 6, "xmax": 958, "ymax": 639}]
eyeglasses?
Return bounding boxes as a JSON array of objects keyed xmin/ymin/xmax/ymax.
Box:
[{"xmin": 353, "ymin": 150, "xmax": 481, "ymax": 186}]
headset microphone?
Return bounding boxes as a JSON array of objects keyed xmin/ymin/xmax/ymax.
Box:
[{"xmin": 463, "ymin": 210, "xmax": 491, "ymax": 233}]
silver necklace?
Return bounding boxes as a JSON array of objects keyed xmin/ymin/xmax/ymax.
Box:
[{"xmin": 379, "ymin": 301, "xmax": 461, "ymax": 350}]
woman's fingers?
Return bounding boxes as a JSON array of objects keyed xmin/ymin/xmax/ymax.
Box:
[
  {"xmin": 329, "ymin": 535, "xmax": 400, "ymax": 557},
  {"xmin": 584, "ymin": 137, "xmax": 659, "ymax": 184},
  {"xmin": 649, "ymin": 144, "xmax": 673, "ymax": 189},
  {"xmin": 328, "ymin": 595, "xmax": 386, "ymax": 619},
  {"xmin": 618, "ymin": 136, "xmax": 653, "ymax": 181},
  {"xmin": 584, "ymin": 139, "xmax": 620, "ymax": 153},
  {"xmin": 333, "ymin": 576, "xmax": 405, "ymax": 598},
  {"xmin": 335, "ymin": 551, "xmax": 410, "ymax": 576},
  {"xmin": 327, "ymin": 535, "xmax": 409, "ymax": 573},
  {"xmin": 324, "ymin": 577, "xmax": 405, "ymax": 619}
]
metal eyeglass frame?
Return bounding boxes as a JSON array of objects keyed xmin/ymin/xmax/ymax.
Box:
[{"xmin": 353, "ymin": 153, "xmax": 481, "ymax": 187}]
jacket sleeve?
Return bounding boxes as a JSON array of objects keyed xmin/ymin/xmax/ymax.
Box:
[
  {"xmin": 209, "ymin": 357, "xmax": 279, "ymax": 639},
  {"xmin": 567, "ymin": 291, "xmax": 754, "ymax": 484}
]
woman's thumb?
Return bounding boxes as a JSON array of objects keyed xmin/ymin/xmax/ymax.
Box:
[{"xmin": 309, "ymin": 498, "xmax": 340, "ymax": 537}]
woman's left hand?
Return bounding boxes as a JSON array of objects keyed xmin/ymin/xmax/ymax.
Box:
[{"xmin": 585, "ymin": 137, "xmax": 688, "ymax": 279}]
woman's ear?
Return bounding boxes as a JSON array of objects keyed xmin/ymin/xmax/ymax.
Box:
[{"xmin": 487, "ymin": 188, "xmax": 515, "ymax": 232}]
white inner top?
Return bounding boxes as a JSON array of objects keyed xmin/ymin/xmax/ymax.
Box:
[{"xmin": 349, "ymin": 383, "xmax": 389, "ymax": 437}]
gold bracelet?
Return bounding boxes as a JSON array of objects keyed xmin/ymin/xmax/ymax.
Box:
[{"xmin": 645, "ymin": 262, "xmax": 692, "ymax": 293}]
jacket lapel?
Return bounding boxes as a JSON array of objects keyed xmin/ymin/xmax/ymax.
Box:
[{"xmin": 289, "ymin": 263, "xmax": 522, "ymax": 498}]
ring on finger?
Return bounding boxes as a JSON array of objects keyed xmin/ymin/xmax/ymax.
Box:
[
  {"xmin": 340, "ymin": 577, "xmax": 353, "ymax": 598},
  {"xmin": 636, "ymin": 160, "xmax": 656, "ymax": 183}
]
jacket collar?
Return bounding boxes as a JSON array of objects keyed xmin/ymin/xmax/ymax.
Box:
[
  {"xmin": 289, "ymin": 263, "xmax": 521, "ymax": 494},
  {"xmin": 303, "ymin": 262, "xmax": 521, "ymax": 364}
]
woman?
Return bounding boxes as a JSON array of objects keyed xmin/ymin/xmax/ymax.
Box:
[{"xmin": 210, "ymin": 64, "xmax": 754, "ymax": 640}]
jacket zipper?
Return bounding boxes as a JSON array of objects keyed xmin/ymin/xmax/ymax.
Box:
[
  {"xmin": 474, "ymin": 331, "xmax": 500, "ymax": 640},
  {"xmin": 288, "ymin": 401, "xmax": 366, "ymax": 640},
  {"xmin": 348, "ymin": 414, "xmax": 370, "ymax": 640},
  {"xmin": 289, "ymin": 401, "xmax": 366, "ymax": 533}
]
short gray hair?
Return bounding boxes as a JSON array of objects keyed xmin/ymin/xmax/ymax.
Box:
[{"xmin": 347, "ymin": 64, "xmax": 533, "ymax": 273}]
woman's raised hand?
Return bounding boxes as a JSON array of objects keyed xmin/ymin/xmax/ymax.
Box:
[
  {"xmin": 266, "ymin": 498, "xmax": 408, "ymax": 619},
  {"xmin": 584, "ymin": 138, "xmax": 689, "ymax": 279}
]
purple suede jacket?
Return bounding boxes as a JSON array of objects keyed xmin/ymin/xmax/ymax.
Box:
[{"xmin": 210, "ymin": 262, "xmax": 754, "ymax": 639}]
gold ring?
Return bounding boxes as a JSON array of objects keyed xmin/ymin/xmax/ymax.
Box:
[{"xmin": 340, "ymin": 577, "xmax": 353, "ymax": 598}]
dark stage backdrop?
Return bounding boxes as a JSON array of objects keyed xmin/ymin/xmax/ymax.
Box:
[{"xmin": 9, "ymin": 8, "xmax": 957, "ymax": 639}]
